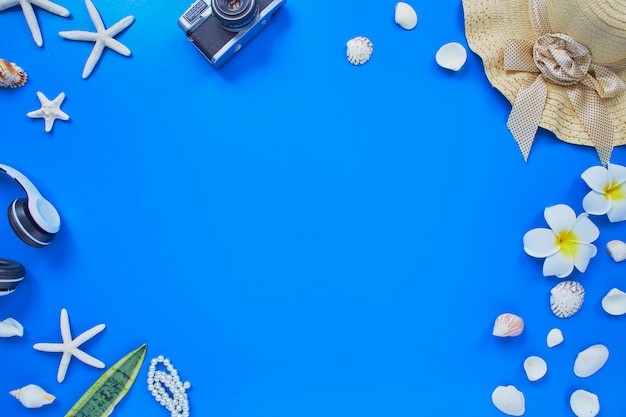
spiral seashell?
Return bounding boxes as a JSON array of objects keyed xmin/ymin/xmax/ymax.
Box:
[
  {"xmin": 9, "ymin": 384, "xmax": 55, "ymax": 408},
  {"xmin": 0, "ymin": 58, "xmax": 27, "ymax": 88},
  {"xmin": 492, "ymin": 313, "xmax": 524, "ymax": 337},
  {"xmin": 346, "ymin": 36, "xmax": 373, "ymax": 65},
  {"xmin": 550, "ymin": 280, "xmax": 584, "ymax": 318},
  {"xmin": 0, "ymin": 317, "xmax": 23, "ymax": 337}
]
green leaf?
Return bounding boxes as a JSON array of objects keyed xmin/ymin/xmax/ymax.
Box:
[{"xmin": 65, "ymin": 343, "xmax": 147, "ymax": 417}]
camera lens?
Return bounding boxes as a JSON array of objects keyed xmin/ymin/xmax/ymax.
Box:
[{"xmin": 212, "ymin": 0, "xmax": 258, "ymax": 31}]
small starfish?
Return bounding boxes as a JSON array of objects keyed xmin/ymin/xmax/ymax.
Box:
[
  {"xmin": 27, "ymin": 91, "xmax": 70, "ymax": 132},
  {"xmin": 0, "ymin": 0, "xmax": 70, "ymax": 47},
  {"xmin": 58, "ymin": 0, "xmax": 134, "ymax": 79},
  {"xmin": 33, "ymin": 308, "xmax": 105, "ymax": 383}
]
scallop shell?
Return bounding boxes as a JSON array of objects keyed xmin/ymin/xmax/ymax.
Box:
[
  {"xmin": 550, "ymin": 280, "xmax": 585, "ymax": 318},
  {"xmin": 346, "ymin": 36, "xmax": 373, "ymax": 65},
  {"xmin": 606, "ymin": 239, "xmax": 626, "ymax": 262},
  {"xmin": 0, "ymin": 317, "xmax": 23, "ymax": 337},
  {"xmin": 9, "ymin": 384, "xmax": 55, "ymax": 408},
  {"xmin": 0, "ymin": 58, "xmax": 27, "ymax": 88},
  {"xmin": 601, "ymin": 288, "xmax": 626, "ymax": 316},
  {"xmin": 523, "ymin": 355, "xmax": 547, "ymax": 381},
  {"xmin": 574, "ymin": 344, "xmax": 609, "ymax": 378},
  {"xmin": 570, "ymin": 389, "xmax": 600, "ymax": 417},
  {"xmin": 394, "ymin": 2, "xmax": 418, "ymax": 30},
  {"xmin": 491, "ymin": 385, "xmax": 525, "ymax": 416},
  {"xmin": 435, "ymin": 42, "xmax": 467, "ymax": 71},
  {"xmin": 547, "ymin": 328, "xmax": 564, "ymax": 348},
  {"xmin": 492, "ymin": 313, "xmax": 524, "ymax": 337}
]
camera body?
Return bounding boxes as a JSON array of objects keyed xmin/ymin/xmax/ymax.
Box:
[{"xmin": 178, "ymin": 0, "xmax": 286, "ymax": 68}]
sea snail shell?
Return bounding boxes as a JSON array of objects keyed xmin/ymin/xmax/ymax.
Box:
[{"xmin": 9, "ymin": 384, "xmax": 55, "ymax": 408}]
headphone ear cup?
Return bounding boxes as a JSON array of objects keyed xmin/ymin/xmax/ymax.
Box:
[
  {"xmin": 0, "ymin": 258, "xmax": 25, "ymax": 296},
  {"xmin": 8, "ymin": 198, "xmax": 56, "ymax": 248}
]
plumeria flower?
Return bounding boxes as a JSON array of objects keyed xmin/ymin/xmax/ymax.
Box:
[
  {"xmin": 581, "ymin": 163, "xmax": 626, "ymax": 222},
  {"xmin": 523, "ymin": 204, "xmax": 599, "ymax": 278}
]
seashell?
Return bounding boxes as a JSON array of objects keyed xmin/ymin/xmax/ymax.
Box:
[
  {"xmin": 523, "ymin": 355, "xmax": 547, "ymax": 381},
  {"xmin": 606, "ymin": 239, "xmax": 626, "ymax": 262},
  {"xmin": 491, "ymin": 385, "xmax": 525, "ymax": 416},
  {"xmin": 601, "ymin": 288, "xmax": 626, "ymax": 316},
  {"xmin": 550, "ymin": 280, "xmax": 585, "ymax": 318},
  {"xmin": 0, "ymin": 58, "xmax": 27, "ymax": 88},
  {"xmin": 394, "ymin": 2, "xmax": 418, "ymax": 30},
  {"xmin": 435, "ymin": 42, "xmax": 467, "ymax": 71},
  {"xmin": 346, "ymin": 36, "xmax": 373, "ymax": 65},
  {"xmin": 547, "ymin": 328, "xmax": 564, "ymax": 348},
  {"xmin": 574, "ymin": 344, "xmax": 609, "ymax": 378},
  {"xmin": 0, "ymin": 317, "xmax": 23, "ymax": 337},
  {"xmin": 570, "ymin": 389, "xmax": 600, "ymax": 417},
  {"xmin": 492, "ymin": 313, "xmax": 524, "ymax": 337},
  {"xmin": 9, "ymin": 384, "xmax": 55, "ymax": 408}
]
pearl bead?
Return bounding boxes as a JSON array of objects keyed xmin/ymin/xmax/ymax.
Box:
[{"xmin": 146, "ymin": 355, "xmax": 191, "ymax": 417}]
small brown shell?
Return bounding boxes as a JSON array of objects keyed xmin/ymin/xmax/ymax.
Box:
[{"xmin": 0, "ymin": 58, "xmax": 27, "ymax": 88}]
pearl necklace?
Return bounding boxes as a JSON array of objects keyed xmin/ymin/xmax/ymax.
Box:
[{"xmin": 147, "ymin": 355, "xmax": 191, "ymax": 417}]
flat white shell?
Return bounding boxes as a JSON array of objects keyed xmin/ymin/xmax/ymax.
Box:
[
  {"xmin": 570, "ymin": 389, "xmax": 600, "ymax": 417},
  {"xmin": 606, "ymin": 239, "xmax": 626, "ymax": 262},
  {"xmin": 435, "ymin": 42, "xmax": 467, "ymax": 71},
  {"xmin": 394, "ymin": 2, "xmax": 417, "ymax": 30},
  {"xmin": 492, "ymin": 313, "xmax": 524, "ymax": 337},
  {"xmin": 523, "ymin": 356, "xmax": 547, "ymax": 381},
  {"xmin": 491, "ymin": 385, "xmax": 525, "ymax": 416},
  {"xmin": 601, "ymin": 288, "xmax": 626, "ymax": 315},
  {"xmin": 574, "ymin": 344, "xmax": 609, "ymax": 378},
  {"xmin": 346, "ymin": 36, "xmax": 373, "ymax": 65},
  {"xmin": 9, "ymin": 384, "xmax": 55, "ymax": 408},
  {"xmin": 547, "ymin": 328, "xmax": 564, "ymax": 348},
  {"xmin": 0, "ymin": 317, "xmax": 23, "ymax": 337},
  {"xmin": 550, "ymin": 280, "xmax": 585, "ymax": 318}
]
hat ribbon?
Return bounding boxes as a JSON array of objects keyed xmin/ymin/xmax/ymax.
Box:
[{"xmin": 504, "ymin": 31, "xmax": 625, "ymax": 165}]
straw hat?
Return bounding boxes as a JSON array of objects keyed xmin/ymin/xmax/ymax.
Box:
[{"xmin": 462, "ymin": 0, "xmax": 626, "ymax": 165}]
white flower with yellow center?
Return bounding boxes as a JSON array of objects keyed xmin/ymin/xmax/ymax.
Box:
[
  {"xmin": 523, "ymin": 204, "xmax": 599, "ymax": 278},
  {"xmin": 581, "ymin": 163, "xmax": 626, "ymax": 222}
]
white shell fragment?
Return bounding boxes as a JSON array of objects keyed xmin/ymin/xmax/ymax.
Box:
[
  {"xmin": 606, "ymin": 239, "xmax": 626, "ymax": 262},
  {"xmin": 523, "ymin": 356, "xmax": 547, "ymax": 381},
  {"xmin": 9, "ymin": 384, "xmax": 55, "ymax": 408},
  {"xmin": 492, "ymin": 313, "xmax": 524, "ymax": 337},
  {"xmin": 394, "ymin": 2, "xmax": 418, "ymax": 30},
  {"xmin": 491, "ymin": 385, "xmax": 525, "ymax": 416},
  {"xmin": 0, "ymin": 317, "xmax": 23, "ymax": 337},
  {"xmin": 601, "ymin": 288, "xmax": 626, "ymax": 316},
  {"xmin": 435, "ymin": 42, "xmax": 467, "ymax": 71},
  {"xmin": 547, "ymin": 328, "xmax": 564, "ymax": 348},
  {"xmin": 346, "ymin": 36, "xmax": 373, "ymax": 65},
  {"xmin": 574, "ymin": 344, "xmax": 609, "ymax": 378},
  {"xmin": 550, "ymin": 280, "xmax": 585, "ymax": 318},
  {"xmin": 570, "ymin": 389, "xmax": 600, "ymax": 417}
]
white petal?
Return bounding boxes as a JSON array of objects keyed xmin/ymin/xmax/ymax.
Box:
[
  {"xmin": 607, "ymin": 198, "xmax": 626, "ymax": 222},
  {"xmin": 581, "ymin": 166, "xmax": 609, "ymax": 192},
  {"xmin": 524, "ymin": 228, "xmax": 559, "ymax": 258},
  {"xmin": 582, "ymin": 191, "xmax": 611, "ymax": 215},
  {"xmin": 544, "ymin": 204, "xmax": 576, "ymax": 233},
  {"xmin": 608, "ymin": 163, "xmax": 626, "ymax": 186},
  {"xmin": 570, "ymin": 213, "xmax": 600, "ymax": 243},
  {"xmin": 572, "ymin": 242, "xmax": 597, "ymax": 273},
  {"xmin": 543, "ymin": 251, "xmax": 574, "ymax": 278}
]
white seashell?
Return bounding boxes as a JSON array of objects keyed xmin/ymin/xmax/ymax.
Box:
[
  {"xmin": 570, "ymin": 389, "xmax": 600, "ymax": 417},
  {"xmin": 394, "ymin": 2, "xmax": 418, "ymax": 30},
  {"xmin": 0, "ymin": 58, "xmax": 27, "ymax": 88},
  {"xmin": 0, "ymin": 317, "xmax": 23, "ymax": 337},
  {"xmin": 547, "ymin": 328, "xmax": 564, "ymax": 348},
  {"xmin": 523, "ymin": 355, "xmax": 547, "ymax": 381},
  {"xmin": 346, "ymin": 36, "xmax": 373, "ymax": 65},
  {"xmin": 550, "ymin": 280, "xmax": 585, "ymax": 318},
  {"xmin": 492, "ymin": 313, "xmax": 524, "ymax": 337},
  {"xmin": 9, "ymin": 384, "xmax": 55, "ymax": 408},
  {"xmin": 574, "ymin": 344, "xmax": 609, "ymax": 378},
  {"xmin": 435, "ymin": 42, "xmax": 467, "ymax": 71},
  {"xmin": 491, "ymin": 385, "xmax": 525, "ymax": 416},
  {"xmin": 606, "ymin": 239, "xmax": 626, "ymax": 262},
  {"xmin": 601, "ymin": 288, "xmax": 626, "ymax": 316}
]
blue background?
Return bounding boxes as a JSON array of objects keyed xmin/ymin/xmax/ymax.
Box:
[{"xmin": 1, "ymin": 0, "xmax": 626, "ymax": 416}]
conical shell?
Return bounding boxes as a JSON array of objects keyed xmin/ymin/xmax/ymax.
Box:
[
  {"xmin": 574, "ymin": 344, "xmax": 609, "ymax": 378},
  {"xmin": 547, "ymin": 328, "xmax": 564, "ymax": 348},
  {"xmin": 0, "ymin": 317, "xmax": 23, "ymax": 337},
  {"xmin": 601, "ymin": 288, "xmax": 626, "ymax": 316},
  {"xmin": 394, "ymin": 2, "xmax": 417, "ymax": 30},
  {"xmin": 606, "ymin": 239, "xmax": 626, "ymax": 262},
  {"xmin": 550, "ymin": 280, "xmax": 585, "ymax": 318},
  {"xmin": 346, "ymin": 36, "xmax": 373, "ymax": 65},
  {"xmin": 435, "ymin": 42, "xmax": 467, "ymax": 71},
  {"xmin": 570, "ymin": 389, "xmax": 600, "ymax": 417},
  {"xmin": 492, "ymin": 313, "xmax": 524, "ymax": 337},
  {"xmin": 0, "ymin": 58, "xmax": 27, "ymax": 88},
  {"xmin": 9, "ymin": 384, "xmax": 55, "ymax": 408},
  {"xmin": 523, "ymin": 355, "xmax": 547, "ymax": 381},
  {"xmin": 491, "ymin": 385, "xmax": 525, "ymax": 416}
]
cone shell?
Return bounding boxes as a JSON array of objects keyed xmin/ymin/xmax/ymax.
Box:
[
  {"xmin": 346, "ymin": 36, "xmax": 373, "ymax": 65},
  {"xmin": 550, "ymin": 280, "xmax": 585, "ymax": 318},
  {"xmin": 606, "ymin": 239, "xmax": 626, "ymax": 262},
  {"xmin": 0, "ymin": 317, "xmax": 23, "ymax": 337},
  {"xmin": 0, "ymin": 58, "xmax": 27, "ymax": 88},
  {"xmin": 491, "ymin": 385, "xmax": 525, "ymax": 416},
  {"xmin": 9, "ymin": 384, "xmax": 55, "ymax": 408},
  {"xmin": 492, "ymin": 313, "xmax": 524, "ymax": 337},
  {"xmin": 574, "ymin": 344, "xmax": 609, "ymax": 378}
]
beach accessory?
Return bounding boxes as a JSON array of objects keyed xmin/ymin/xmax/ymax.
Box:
[
  {"xmin": 147, "ymin": 355, "xmax": 191, "ymax": 417},
  {"xmin": 462, "ymin": 0, "xmax": 626, "ymax": 165}
]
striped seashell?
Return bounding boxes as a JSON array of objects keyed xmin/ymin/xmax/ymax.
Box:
[
  {"xmin": 0, "ymin": 58, "xmax": 27, "ymax": 88},
  {"xmin": 492, "ymin": 313, "xmax": 524, "ymax": 337},
  {"xmin": 346, "ymin": 36, "xmax": 373, "ymax": 65},
  {"xmin": 550, "ymin": 280, "xmax": 585, "ymax": 318},
  {"xmin": 10, "ymin": 384, "xmax": 55, "ymax": 408}
]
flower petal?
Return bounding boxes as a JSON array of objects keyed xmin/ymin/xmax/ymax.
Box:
[
  {"xmin": 569, "ymin": 213, "xmax": 600, "ymax": 243},
  {"xmin": 523, "ymin": 228, "xmax": 559, "ymax": 258},
  {"xmin": 571, "ymin": 242, "xmax": 597, "ymax": 273},
  {"xmin": 582, "ymin": 190, "xmax": 611, "ymax": 215},
  {"xmin": 543, "ymin": 251, "xmax": 574, "ymax": 278},
  {"xmin": 581, "ymin": 166, "xmax": 609, "ymax": 192},
  {"xmin": 544, "ymin": 204, "xmax": 576, "ymax": 233},
  {"xmin": 607, "ymin": 198, "xmax": 626, "ymax": 222},
  {"xmin": 608, "ymin": 163, "xmax": 626, "ymax": 186}
]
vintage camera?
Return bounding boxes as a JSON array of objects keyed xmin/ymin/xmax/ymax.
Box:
[{"xmin": 178, "ymin": 0, "xmax": 286, "ymax": 68}]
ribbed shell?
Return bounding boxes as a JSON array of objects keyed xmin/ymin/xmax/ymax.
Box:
[
  {"xmin": 346, "ymin": 36, "xmax": 373, "ymax": 65},
  {"xmin": 0, "ymin": 59, "xmax": 27, "ymax": 88},
  {"xmin": 550, "ymin": 280, "xmax": 585, "ymax": 318},
  {"xmin": 492, "ymin": 313, "xmax": 524, "ymax": 337}
]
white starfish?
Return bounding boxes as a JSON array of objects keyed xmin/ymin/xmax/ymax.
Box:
[
  {"xmin": 33, "ymin": 308, "xmax": 105, "ymax": 383},
  {"xmin": 0, "ymin": 0, "xmax": 69, "ymax": 47},
  {"xmin": 58, "ymin": 0, "xmax": 134, "ymax": 79},
  {"xmin": 26, "ymin": 91, "xmax": 70, "ymax": 132}
]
